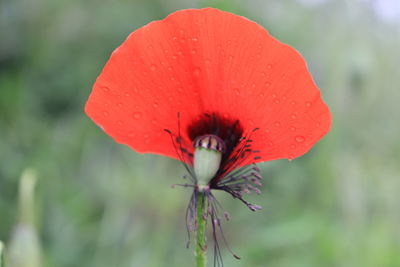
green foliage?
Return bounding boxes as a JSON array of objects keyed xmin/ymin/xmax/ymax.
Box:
[{"xmin": 1, "ymin": 0, "xmax": 400, "ymax": 266}]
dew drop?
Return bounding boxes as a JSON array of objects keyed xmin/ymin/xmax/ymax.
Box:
[
  {"xmin": 234, "ymin": 88, "xmax": 241, "ymax": 96},
  {"xmin": 228, "ymin": 55, "xmax": 234, "ymax": 60},
  {"xmin": 167, "ymin": 66, "xmax": 173, "ymax": 71},
  {"xmin": 101, "ymin": 86, "xmax": 110, "ymax": 92},
  {"xmin": 151, "ymin": 119, "xmax": 157, "ymax": 125},
  {"xmin": 259, "ymin": 93, "xmax": 265, "ymax": 97},
  {"xmin": 172, "ymin": 55, "xmax": 177, "ymax": 60},
  {"xmin": 132, "ymin": 112, "xmax": 142, "ymax": 120},
  {"xmin": 150, "ymin": 64, "xmax": 157, "ymax": 71},
  {"xmin": 177, "ymin": 50, "xmax": 183, "ymax": 56},
  {"xmin": 305, "ymin": 101, "xmax": 312, "ymax": 107},
  {"xmin": 205, "ymin": 59, "xmax": 211, "ymax": 64},
  {"xmin": 261, "ymin": 72, "xmax": 266, "ymax": 77},
  {"xmin": 290, "ymin": 126, "xmax": 296, "ymax": 132},
  {"xmin": 168, "ymin": 96, "xmax": 174, "ymax": 102},
  {"xmin": 177, "ymin": 87, "xmax": 183, "ymax": 93},
  {"xmin": 271, "ymin": 93, "xmax": 277, "ymax": 98},
  {"xmin": 144, "ymin": 139, "xmax": 150, "ymax": 144},
  {"xmin": 316, "ymin": 122, "xmax": 321, "ymax": 128},
  {"xmin": 291, "ymin": 114, "xmax": 297, "ymax": 119},
  {"xmin": 274, "ymin": 99, "xmax": 280, "ymax": 104},
  {"xmin": 290, "ymin": 101, "xmax": 296, "ymax": 105},
  {"xmin": 290, "ymin": 144, "xmax": 296, "ymax": 149},
  {"xmin": 267, "ymin": 64, "xmax": 272, "ymax": 69},
  {"xmin": 152, "ymin": 102, "xmax": 159, "ymax": 108},
  {"xmin": 295, "ymin": 135, "xmax": 305, "ymax": 143},
  {"xmin": 193, "ymin": 67, "xmax": 201, "ymax": 76},
  {"xmin": 265, "ymin": 82, "xmax": 271, "ymax": 87},
  {"xmin": 191, "ymin": 49, "xmax": 197, "ymax": 54},
  {"xmin": 274, "ymin": 121, "xmax": 281, "ymax": 127},
  {"xmin": 103, "ymin": 111, "xmax": 109, "ymax": 116},
  {"xmin": 117, "ymin": 120, "xmax": 123, "ymax": 126},
  {"xmin": 127, "ymin": 132, "xmax": 136, "ymax": 138},
  {"xmin": 125, "ymin": 92, "xmax": 131, "ymax": 97},
  {"xmin": 117, "ymin": 102, "xmax": 123, "ymax": 107},
  {"xmin": 192, "ymin": 37, "xmax": 198, "ymax": 42}
]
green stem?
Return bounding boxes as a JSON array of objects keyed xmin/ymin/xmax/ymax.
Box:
[{"xmin": 196, "ymin": 192, "xmax": 207, "ymax": 267}]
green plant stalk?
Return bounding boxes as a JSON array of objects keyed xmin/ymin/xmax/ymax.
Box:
[
  {"xmin": 0, "ymin": 241, "xmax": 4, "ymax": 267},
  {"xmin": 196, "ymin": 192, "xmax": 207, "ymax": 267}
]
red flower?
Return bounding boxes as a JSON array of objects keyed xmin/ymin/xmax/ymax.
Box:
[
  {"xmin": 85, "ymin": 7, "xmax": 331, "ymax": 263},
  {"xmin": 85, "ymin": 8, "xmax": 331, "ymax": 165}
]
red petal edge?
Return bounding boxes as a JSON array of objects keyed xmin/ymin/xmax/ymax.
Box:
[{"xmin": 85, "ymin": 8, "xmax": 331, "ymax": 164}]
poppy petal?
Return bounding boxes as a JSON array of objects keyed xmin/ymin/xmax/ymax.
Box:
[{"xmin": 85, "ymin": 8, "xmax": 331, "ymax": 163}]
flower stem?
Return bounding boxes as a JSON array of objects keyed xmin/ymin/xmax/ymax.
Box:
[{"xmin": 196, "ymin": 192, "xmax": 207, "ymax": 267}]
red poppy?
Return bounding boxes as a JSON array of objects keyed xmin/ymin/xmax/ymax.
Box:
[
  {"xmin": 85, "ymin": 8, "xmax": 331, "ymax": 165},
  {"xmin": 85, "ymin": 7, "xmax": 331, "ymax": 263}
]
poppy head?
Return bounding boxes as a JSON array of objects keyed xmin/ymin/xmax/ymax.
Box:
[
  {"xmin": 85, "ymin": 7, "xmax": 332, "ymax": 265},
  {"xmin": 85, "ymin": 8, "xmax": 331, "ymax": 167}
]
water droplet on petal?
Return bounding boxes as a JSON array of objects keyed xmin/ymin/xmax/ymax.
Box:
[
  {"xmin": 271, "ymin": 93, "xmax": 277, "ymax": 98},
  {"xmin": 132, "ymin": 112, "xmax": 142, "ymax": 119},
  {"xmin": 290, "ymin": 144, "xmax": 296, "ymax": 149},
  {"xmin": 261, "ymin": 72, "xmax": 266, "ymax": 77},
  {"xmin": 234, "ymin": 88, "xmax": 241, "ymax": 96},
  {"xmin": 103, "ymin": 111, "xmax": 109, "ymax": 116},
  {"xmin": 291, "ymin": 114, "xmax": 297, "ymax": 119},
  {"xmin": 117, "ymin": 120, "xmax": 123, "ymax": 126},
  {"xmin": 265, "ymin": 82, "xmax": 271, "ymax": 87},
  {"xmin": 192, "ymin": 37, "xmax": 198, "ymax": 42},
  {"xmin": 291, "ymin": 101, "xmax": 296, "ymax": 105},
  {"xmin": 316, "ymin": 122, "xmax": 321, "ymax": 128},
  {"xmin": 295, "ymin": 135, "xmax": 305, "ymax": 143},
  {"xmin": 127, "ymin": 132, "xmax": 135, "ymax": 138},
  {"xmin": 267, "ymin": 64, "xmax": 272, "ymax": 69},
  {"xmin": 191, "ymin": 49, "xmax": 197, "ymax": 54},
  {"xmin": 151, "ymin": 119, "xmax": 157, "ymax": 125},
  {"xmin": 117, "ymin": 102, "xmax": 123, "ymax": 107},
  {"xmin": 152, "ymin": 102, "xmax": 159, "ymax": 108},
  {"xmin": 259, "ymin": 93, "xmax": 265, "ymax": 97},
  {"xmin": 274, "ymin": 99, "xmax": 280, "ymax": 104},
  {"xmin": 274, "ymin": 121, "xmax": 281, "ymax": 127},
  {"xmin": 167, "ymin": 66, "xmax": 173, "ymax": 71},
  {"xmin": 228, "ymin": 55, "xmax": 234, "ymax": 60},
  {"xmin": 177, "ymin": 87, "xmax": 183, "ymax": 93},
  {"xmin": 102, "ymin": 86, "xmax": 110, "ymax": 92},
  {"xmin": 168, "ymin": 96, "xmax": 174, "ymax": 102},
  {"xmin": 193, "ymin": 67, "xmax": 201, "ymax": 76},
  {"xmin": 290, "ymin": 126, "xmax": 296, "ymax": 132},
  {"xmin": 205, "ymin": 59, "xmax": 211, "ymax": 64},
  {"xmin": 125, "ymin": 92, "xmax": 131, "ymax": 97},
  {"xmin": 177, "ymin": 50, "xmax": 183, "ymax": 56},
  {"xmin": 150, "ymin": 64, "xmax": 157, "ymax": 71},
  {"xmin": 305, "ymin": 101, "xmax": 312, "ymax": 107}
]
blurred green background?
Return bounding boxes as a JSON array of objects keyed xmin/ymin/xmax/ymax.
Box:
[{"xmin": 1, "ymin": 0, "xmax": 400, "ymax": 266}]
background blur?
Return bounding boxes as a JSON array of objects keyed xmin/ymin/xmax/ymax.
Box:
[{"xmin": 1, "ymin": 0, "xmax": 400, "ymax": 266}]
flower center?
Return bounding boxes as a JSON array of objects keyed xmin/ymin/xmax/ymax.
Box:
[{"xmin": 193, "ymin": 134, "xmax": 226, "ymax": 191}]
